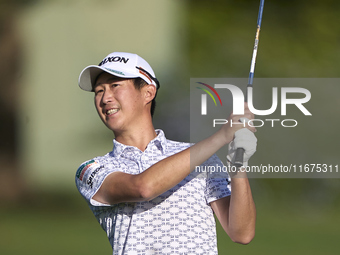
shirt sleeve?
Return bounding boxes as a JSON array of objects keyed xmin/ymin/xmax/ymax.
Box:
[
  {"xmin": 75, "ymin": 158, "xmax": 115, "ymax": 207},
  {"xmin": 204, "ymin": 154, "xmax": 231, "ymax": 204}
]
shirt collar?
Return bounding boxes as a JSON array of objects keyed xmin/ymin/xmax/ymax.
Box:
[{"xmin": 112, "ymin": 129, "xmax": 167, "ymax": 158}]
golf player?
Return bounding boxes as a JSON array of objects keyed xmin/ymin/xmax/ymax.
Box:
[{"xmin": 75, "ymin": 52, "xmax": 257, "ymax": 254}]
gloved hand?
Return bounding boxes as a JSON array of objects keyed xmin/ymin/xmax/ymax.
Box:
[{"xmin": 227, "ymin": 128, "xmax": 257, "ymax": 167}]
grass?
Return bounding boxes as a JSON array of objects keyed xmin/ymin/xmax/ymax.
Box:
[
  {"xmin": 0, "ymin": 210, "xmax": 111, "ymax": 255},
  {"xmin": 216, "ymin": 202, "xmax": 340, "ymax": 255}
]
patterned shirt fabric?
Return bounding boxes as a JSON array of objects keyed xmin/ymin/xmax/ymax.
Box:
[{"xmin": 75, "ymin": 130, "xmax": 231, "ymax": 255}]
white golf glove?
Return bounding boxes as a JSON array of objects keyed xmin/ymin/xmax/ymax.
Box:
[{"xmin": 227, "ymin": 128, "xmax": 257, "ymax": 167}]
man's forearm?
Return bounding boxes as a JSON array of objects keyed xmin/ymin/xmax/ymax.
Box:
[
  {"xmin": 227, "ymin": 172, "xmax": 256, "ymax": 244},
  {"xmin": 137, "ymin": 128, "xmax": 230, "ymax": 200}
]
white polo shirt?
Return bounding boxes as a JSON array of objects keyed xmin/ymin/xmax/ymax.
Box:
[{"xmin": 75, "ymin": 130, "xmax": 231, "ymax": 255}]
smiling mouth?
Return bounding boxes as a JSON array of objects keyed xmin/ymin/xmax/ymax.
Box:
[{"xmin": 106, "ymin": 108, "xmax": 119, "ymax": 116}]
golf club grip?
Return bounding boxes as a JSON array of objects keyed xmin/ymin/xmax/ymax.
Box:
[{"xmin": 233, "ymin": 148, "xmax": 245, "ymax": 168}]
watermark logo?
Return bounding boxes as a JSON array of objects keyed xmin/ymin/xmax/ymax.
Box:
[
  {"xmin": 196, "ymin": 82, "xmax": 223, "ymax": 115},
  {"xmin": 199, "ymin": 83, "xmax": 312, "ymax": 116},
  {"xmin": 195, "ymin": 80, "xmax": 312, "ymax": 128},
  {"xmin": 190, "ymin": 78, "xmax": 339, "ymax": 179}
]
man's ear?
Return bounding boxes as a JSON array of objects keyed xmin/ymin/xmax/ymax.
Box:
[{"xmin": 143, "ymin": 84, "xmax": 157, "ymax": 105}]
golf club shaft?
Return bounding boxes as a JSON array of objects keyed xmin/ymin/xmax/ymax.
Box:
[{"xmin": 233, "ymin": 0, "xmax": 264, "ymax": 168}]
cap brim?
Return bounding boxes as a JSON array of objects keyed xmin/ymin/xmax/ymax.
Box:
[{"xmin": 78, "ymin": 65, "xmax": 139, "ymax": 91}]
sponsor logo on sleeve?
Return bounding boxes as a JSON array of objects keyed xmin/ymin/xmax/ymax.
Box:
[
  {"xmin": 86, "ymin": 166, "xmax": 103, "ymax": 188},
  {"xmin": 76, "ymin": 160, "xmax": 97, "ymax": 181}
]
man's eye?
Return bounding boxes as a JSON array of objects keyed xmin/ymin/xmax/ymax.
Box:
[{"xmin": 95, "ymin": 89, "xmax": 103, "ymax": 95}]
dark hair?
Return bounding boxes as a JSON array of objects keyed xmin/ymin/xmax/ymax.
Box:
[{"xmin": 133, "ymin": 78, "xmax": 157, "ymax": 117}]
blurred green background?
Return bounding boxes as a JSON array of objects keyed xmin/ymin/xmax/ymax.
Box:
[{"xmin": 0, "ymin": 0, "xmax": 339, "ymax": 254}]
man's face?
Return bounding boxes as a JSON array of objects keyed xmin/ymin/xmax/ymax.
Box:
[{"xmin": 94, "ymin": 72, "xmax": 145, "ymax": 133}]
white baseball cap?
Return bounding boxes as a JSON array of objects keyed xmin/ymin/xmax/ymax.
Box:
[{"xmin": 78, "ymin": 52, "xmax": 159, "ymax": 91}]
